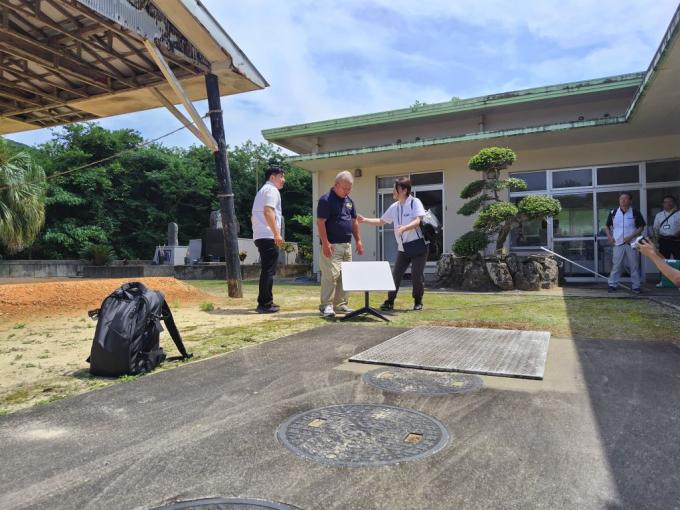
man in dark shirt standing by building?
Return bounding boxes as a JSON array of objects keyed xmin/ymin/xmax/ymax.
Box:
[{"xmin": 316, "ymin": 170, "xmax": 364, "ymax": 317}]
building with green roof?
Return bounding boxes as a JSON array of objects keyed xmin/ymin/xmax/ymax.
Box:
[{"xmin": 264, "ymin": 6, "xmax": 680, "ymax": 281}]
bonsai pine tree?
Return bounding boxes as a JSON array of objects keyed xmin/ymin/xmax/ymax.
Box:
[{"xmin": 453, "ymin": 147, "xmax": 561, "ymax": 256}]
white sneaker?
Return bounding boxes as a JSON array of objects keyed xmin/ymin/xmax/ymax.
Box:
[
  {"xmin": 656, "ymin": 282, "xmax": 663, "ymax": 288},
  {"xmin": 334, "ymin": 305, "xmax": 354, "ymax": 314},
  {"xmin": 321, "ymin": 305, "xmax": 335, "ymax": 317}
]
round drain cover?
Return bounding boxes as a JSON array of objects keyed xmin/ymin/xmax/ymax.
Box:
[
  {"xmin": 277, "ymin": 404, "xmax": 449, "ymax": 467},
  {"xmin": 363, "ymin": 367, "xmax": 483, "ymax": 396},
  {"xmin": 153, "ymin": 498, "xmax": 300, "ymax": 509}
]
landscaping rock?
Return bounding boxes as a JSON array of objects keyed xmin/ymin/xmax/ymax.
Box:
[
  {"xmin": 436, "ymin": 253, "xmax": 465, "ymax": 287},
  {"xmin": 540, "ymin": 256, "xmax": 559, "ymax": 288},
  {"xmin": 462, "ymin": 260, "xmax": 496, "ymax": 291},
  {"xmin": 505, "ymin": 253, "xmax": 520, "ymax": 274},
  {"xmin": 513, "ymin": 259, "xmax": 543, "ymax": 291},
  {"xmin": 485, "ymin": 261, "xmax": 514, "ymax": 291},
  {"xmin": 435, "ymin": 252, "xmax": 559, "ymax": 291}
]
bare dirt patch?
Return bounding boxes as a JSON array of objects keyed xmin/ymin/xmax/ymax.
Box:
[
  {"xmin": 0, "ymin": 280, "xmax": 323, "ymax": 414},
  {"xmin": 0, "ymin": 277, "xmax": 209, "ymax": 322}
]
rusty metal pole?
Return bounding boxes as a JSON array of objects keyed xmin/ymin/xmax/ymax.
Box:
[{"xmin": 205, "ymin": 73, "xmax": 242, "ymax": 297}]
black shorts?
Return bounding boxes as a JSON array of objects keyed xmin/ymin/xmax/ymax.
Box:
[{"xmin": 659, "ymin": 236, "xmax": 680, "ymax": 259}]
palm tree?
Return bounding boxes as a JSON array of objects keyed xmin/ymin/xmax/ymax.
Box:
[{"xmin": 0, "ymin": 139, "xmax": 46, "ymax": 254}]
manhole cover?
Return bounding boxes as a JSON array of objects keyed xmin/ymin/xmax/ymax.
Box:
[
  {"xmin": 363, "ymin": 367, "xmax": 483, "ymax": 395},
  {"xmin": 277, "ymin": 404, "xmax": 449, "ymax": 467},
  {"xmin": 152, "ymin": 498, "xmax": 300, "ymax": 509}
]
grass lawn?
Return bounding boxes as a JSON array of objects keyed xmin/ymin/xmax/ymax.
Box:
[
  {"xmin": 194, "ymin": 280, "xmax": 680, "ymax": 341},
  {"xmin": 1, "ymin": 279, "xmax": 679, "ymax": 415}
]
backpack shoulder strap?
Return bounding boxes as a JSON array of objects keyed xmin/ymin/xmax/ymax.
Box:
[
  {"xmin": 606, "ymin": 208, "xmax": 617, "ymax": 227},
  {"xmin": 161, "ymin": 301, "xmax": 192, "ymax": 360},
  {"xmin": 409, "ymin": 197, "xmax": 424, "ymax": 239},
  {"xmin": 632, "ymin": 207, "xmax": 646, "ymax": 228}
]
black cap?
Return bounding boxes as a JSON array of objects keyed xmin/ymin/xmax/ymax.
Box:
[{"xmin": 265, "ymin": 165, "xmax": 285, "ymax": 180}]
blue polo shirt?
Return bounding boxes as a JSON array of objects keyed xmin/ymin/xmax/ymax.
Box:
[{"xmin": 317, "ymin": 188, "xmax": 356, "ymax": 244}]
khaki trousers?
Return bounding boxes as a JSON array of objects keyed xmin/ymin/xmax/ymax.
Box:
[{"xmin": 319, "ymin": 242, "xmax": 352, "ymax": 309}]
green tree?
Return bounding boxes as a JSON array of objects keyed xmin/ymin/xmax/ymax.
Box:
[
  {"xmin": 11, "ymin": 124, "xmax": 312, "ymax": 260},
  {"xmin": 453, "ymin": 147, "xmax": 561, "ymax": 255},
  {"xmin": 0, "ymin": 139, "xmax": 46, "ymax": 254},
  {"xmin": 280, "ymin": 165, "xmax": 312, "ymax": 246},
  {"xmin": 33, "ymin": 124, "xmax": 142, "ymax": 258}
]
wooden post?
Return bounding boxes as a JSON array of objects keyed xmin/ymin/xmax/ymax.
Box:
[{"xmin": 205, "ymin": 73, "xmax": 242, "ymax": 297}]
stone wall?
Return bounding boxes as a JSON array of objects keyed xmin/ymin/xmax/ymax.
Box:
[
  {"xmin": 0, "ymin": 260, "xmax": 85, "ymax": 278},
  {"xmin": 82, "ymin": 265, "xmax": 174, "ymax": 278},
  {"xmin": 172, "ymin": 263, "xmax": 310, "ymax": 281},
  {"xmin": 2, "ymin": 260, "xmax": 310, "ymax": 281},
  {"xmin": 436, "ymin": 253, "xmax": 559, "ymax": 291}
]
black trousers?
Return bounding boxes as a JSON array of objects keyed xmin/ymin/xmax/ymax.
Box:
[
  {"xmin": 659, "ymin": 236, "xmax": 680, "ymax": 260},
  {"xmin": 255, "ymin": 238, "xmax": 279, "ymax": 307},
  {"xmin": 387, "ymin": 247, "xmax": 428, "ymax": 304}
]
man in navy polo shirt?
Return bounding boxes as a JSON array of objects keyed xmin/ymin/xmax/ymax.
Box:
[{"xmin": 316, "ymin": 170, "xmax": 364, "ymax": 317}]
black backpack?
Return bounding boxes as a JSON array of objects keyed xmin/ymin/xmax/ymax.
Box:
[{"xmin": 87, "ymin": 282, "xmax": 192, "ymax": 377}]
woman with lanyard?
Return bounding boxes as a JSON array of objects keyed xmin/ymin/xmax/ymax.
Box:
[{"xmin": 358, "ymin": 177, "xmax": 428, "ymax": 311}]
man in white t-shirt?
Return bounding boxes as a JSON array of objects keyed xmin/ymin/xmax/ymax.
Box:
[{"xmin": 251, "ymin": 165, "xmax": 285, "ymax": 313}]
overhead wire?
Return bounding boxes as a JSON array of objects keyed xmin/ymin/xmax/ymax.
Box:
[{"xmin": 0, "ymin": 111, "xmax": 212, "ymax": 192}]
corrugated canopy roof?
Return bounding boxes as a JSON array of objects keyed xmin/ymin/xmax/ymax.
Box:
[{"xmin": 0, "ymin": 0, "xmax": 267, "ymax": 134}]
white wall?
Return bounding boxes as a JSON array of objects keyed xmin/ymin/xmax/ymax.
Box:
[{"xmin": 310, "ymin": 132, "xmax": 680, "ymax": 271}]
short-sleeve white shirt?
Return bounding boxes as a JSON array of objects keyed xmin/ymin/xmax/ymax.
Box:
[
  {"xmin": 251, "ymin": 182, "xmax": 281, "ymax": 240},
  {"xmin": 381, "ymin": 196, "xmax": 426, "ymax": 251},
  {"xmin": 654, "ymin": 209, "xmax": 680, "ymax": 237}
]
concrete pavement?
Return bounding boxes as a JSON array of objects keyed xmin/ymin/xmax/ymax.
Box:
[{"xmin": 1, "ymin": 325, "xmax": 679, "ymax": 510}]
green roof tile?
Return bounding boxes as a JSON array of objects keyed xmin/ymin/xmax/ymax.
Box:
[
  {"xmin": 286, "ymin": 116, "xmax": 627, "ymax": 163},
  {"xmin": 262, "ymin": 73, "xmax": 643, "ymax": 141}
]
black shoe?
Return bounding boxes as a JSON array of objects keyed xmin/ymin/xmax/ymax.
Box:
[
  {"xmin": 632, "ymin": 288, "xmax": 642, "ymax": 295},
  {"xmin": 256, "ymin": 304, "xmax": 279, "ymax": 314},
  {"xmin": 413, "ymin": 303, "xmax": 423, "ymax": 311},
  {"xmin": 608, "ymin": 286, "xmax": 617, "ymax": 293},
  {"xmin": 380, "ymin": 301, "xmax": 394, "ymax": 311}
]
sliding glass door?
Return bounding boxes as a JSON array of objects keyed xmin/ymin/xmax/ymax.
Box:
[
  {"xmin": 551, "ymin": 192, "xmax": 596, "ymax": 277},
  {"xmin": 377, "ymin": 171, "xmax": 444, "ymax": 266},
  {"xmin": 509, "ymin": 162, "xmax": 653, "ymax": 281}
]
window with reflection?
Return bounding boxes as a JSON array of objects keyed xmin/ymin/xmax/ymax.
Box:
[
  {"xmin": 552, "ymin": 169, "xmax": 592, "ymax": 188},
  {"xmin": 647, "ymin": 160, "xmax": 680, "ymax": 183},
  {"xmin": 597, "ymin": 165, "xmax": 639, "ymax": 185},
  {"xmin": 510, "ymin": 171, "xmax": 546, "ymax": 191},
  {"xmin": 509, "ymin": 197, "xmax": 547, "ymax": 246},
  {"xmin": 411, "ymin": 172, "xmax": 443, "ymax": 186},
  {"xmin": 553, "ymin": 240, "xmax": 595, "ymax": 276},
  {"xmin": 377, "ymin": 175, "xmax": 408, "ymax": 189},
  {"xmin": 553, "ymin": 193, "xmax": 593, "ymax": 238}
]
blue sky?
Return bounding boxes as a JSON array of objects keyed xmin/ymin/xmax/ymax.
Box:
[{"xmin": 5, "ymin": 0, "xmax": 679, "ymax": 151}]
